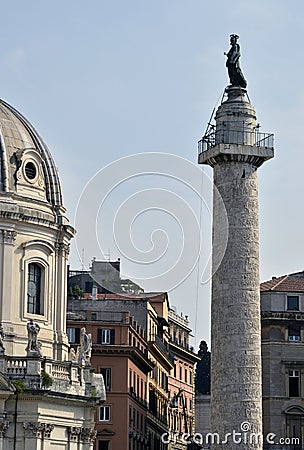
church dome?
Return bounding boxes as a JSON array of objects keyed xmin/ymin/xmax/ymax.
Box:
[
  {"xmin": 0, "ymin": 99, "xmax": 63, "ymax": 208},
  {"xmin": 0, "ymin": 99, "xmax": 73, "ymax": 361}
]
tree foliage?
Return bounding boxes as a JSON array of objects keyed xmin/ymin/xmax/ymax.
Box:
[{"xmin": 195, "ymin": 340, "xmax": 210, "ymax": 395}]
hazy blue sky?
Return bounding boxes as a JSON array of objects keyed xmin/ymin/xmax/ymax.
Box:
[{"xmin": 1, "ymin": 0, "xmax": 304, "ymax": 346}]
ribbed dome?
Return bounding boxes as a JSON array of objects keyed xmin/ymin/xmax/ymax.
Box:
[{"xmin": 0, "ymin": 99, "xmax": 62, "ymax": 208}]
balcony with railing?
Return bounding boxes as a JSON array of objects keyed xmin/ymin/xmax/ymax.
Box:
[
  {"xmin": 168, "ymin": 309, "xmax": 190, "ymax": 329},
  {"xmin": 154, "ymin": 335, "xmax": 168, "ymax": 355},
  {"xmin": 198, "ymin": 129, "xmax": 274, "ymax": 154},
  {"xmin": 148, "ymin": 334, "xmax": 174, "ymax": 365}
]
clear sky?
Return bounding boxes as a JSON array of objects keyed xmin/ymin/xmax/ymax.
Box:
[{"xmin": 1, "ymin": 0, "xmax": 304, "ymax": 347}]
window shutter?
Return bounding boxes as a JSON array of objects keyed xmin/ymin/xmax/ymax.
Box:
[
  {"xmin": 100, "ymin": 368, "xmax": 111, "ymax": 391},
  {"xmin": 98, "ymin": 329, "xmax": 103, "ymax": 344},
  {"xmin": 110, "ymin": 329, "xmax": 115, "ymax": 344},
  {"xmin": 75, "ymin": 328, "xmax": 80, "ymax": 344},
  {"xmin": 289, "ymin": 325, "xmax": 300, "ymax": 336},
  {"xmin": 85, "ymin": 281, "xmax": 93, "ymax": 292}
]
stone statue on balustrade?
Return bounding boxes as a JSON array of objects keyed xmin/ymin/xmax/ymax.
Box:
[
  {"xmin": 69, "ymin": 347, "xmax": 77, "ymax": 362},
  {"xmin": 0, "ymin": 323, "xmax": 5, "ymax": 355},
  {"xmin": 78, "ymin": 327, "xmax": 92, "ymax": 367},
  {"xmin": 26, "ymin": 319, "xmax": 42, "ymax": 357}
]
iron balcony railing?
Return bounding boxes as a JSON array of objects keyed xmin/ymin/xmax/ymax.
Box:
[
  {"xmin": 149, "ymin": 334, "xmax": 174, "ymax": 362},
  {"xmin": 154, "ymin": 335, "xmax": 169, "ymax": 355},
  {"xmin": 198, "ymin": 129, "xmax": 274, "ymax": 154}
]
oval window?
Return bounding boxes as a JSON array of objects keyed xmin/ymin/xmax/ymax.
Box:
[{"xmin": 24, "ymin": 161, "xmax": 37, "ymax": 180}]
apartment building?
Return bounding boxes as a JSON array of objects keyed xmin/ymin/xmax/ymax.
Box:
[
  {"xmin": 67, "ymin": 291, "xmax": 199, "ymax": 450},
  {"xmin": 261, "ymin": 271, "xmax": 304, "ymax": 449},
  {"xmin": 168, "ymin": 308, "xmax": 200, "ymax": 450}
]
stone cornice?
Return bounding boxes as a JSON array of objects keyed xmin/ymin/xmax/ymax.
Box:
[
  {"xmin": 94, "ymin": 345, "xmax": 155, "ymax": 373},
  {"xmin": 169, "ymin": 341, "xmax": 200, "ymax": 363},
  {"xmin": 261, "ymin": 311, "xmax": 304, "ymax": 322},
  {"xmin": 0, "ymin": 209, "xmax": 55, "ymax": 228}
]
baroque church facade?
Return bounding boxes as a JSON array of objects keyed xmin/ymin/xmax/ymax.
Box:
[{"xmin": 0, "ymin": 99, "xmax": 105, "ymax": 449}]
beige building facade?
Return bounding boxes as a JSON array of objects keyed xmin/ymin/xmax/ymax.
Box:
[
  {"xmin": 67, "ymin": 304, "xmax": 153, "ymax": 450},
  {"xmin": 167, "ymin": 308, "xmax": 199, "ymax": 450},
  {"xmin": 0, "ymin": 99, "xmax": 105, "ymax": 449},
  {"xmin": 195, "ymin": 272, "xmax": 304, "ymax": 449},
  {"xmin": 261, "ymin": 271, "xmax": 304, "ymax": 449},
  {"xmin": 67, "ymin": 291, "xmax": 199, "ymax": 450}
]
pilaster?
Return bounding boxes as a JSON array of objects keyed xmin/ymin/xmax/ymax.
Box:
[
  {"xmin": 0, "ymin": 229, "xmax": 16, "ymax": 323},
  {"xmin": 54, "ymin": 241, "xmax": 70, "ymax": 361}
]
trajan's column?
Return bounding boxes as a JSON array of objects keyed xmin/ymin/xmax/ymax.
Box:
[{"xmin": 198, "ymin": 35, "xmax": 274, "ymax": 449}]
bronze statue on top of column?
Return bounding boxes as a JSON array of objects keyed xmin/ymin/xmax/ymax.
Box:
[{"xmin": 225, "ymin": 34, "xmax": 247, "ymax": 88}]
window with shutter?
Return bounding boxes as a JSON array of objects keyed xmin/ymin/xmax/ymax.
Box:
[
  {"xmin": 288, "ymin": 325, "xmax": 301, "ymax": 342},
  {"xmin": 98, "ymin": 329, "xmax": 115, "ymax": 344},
  {"xmin": 287, "ymin": 296, "xmax": 300, "ymax": 311},
  {"xmin": 100, "ymin": 368, "xmax": 111, "ymax": 391},
  {"xmin": 110, "ymin": 329, "xmax": 115, "ymax": 344},
  {"xmin": 85, "ymin": 281, "xmax": 93, "ymax": 292},
  {"xmin": 67, "ymin": 327, "xmax": 80, "ymax": 344},
  {"xmin": 98, "ymin": 441, "xmax": 109, "ymax": 450},
  {"xmin": 27, "ymin": 263, "xmax": 43, "ymax": 315},
  {"xmin": 289, "ymin": 370, "xmax": 300, "ymax": 397}
]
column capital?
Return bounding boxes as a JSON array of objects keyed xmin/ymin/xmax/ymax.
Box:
[
  {"xmin": 1, "ymin": 230, "xmax": 17, "ymax": 246},
  {"xmin": 23, "ymin": 421, "xmax": 54, "ymax": 438},
  {"xmin": 68, "ymin": 426, "xmax": 81, "ymax": 442},
  {"xmin": 80, "ymin": 427, "xmax": 97, "ymax": 444},
  {"xmin": 0, "ymin": 420, "xmax": 9, "ymax": 437}
]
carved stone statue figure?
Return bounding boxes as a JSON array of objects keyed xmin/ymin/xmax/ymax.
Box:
[
  {"xmin": 0, "ymin": 323, "xmax": 5, "ymax": 353},
  {"xmin": 26, "ymin": 319, "xmax": 42, "ymax": 356},
  {"xmin": 78, "ymin": 327, "xmax": 92, "ymax": 366},
  {"xmin": 70, "ymin": 347, "xmax": 77, "ymax": 362},
  {"xmin": 225, "ymin": 34, "xmax": 247, "ymax": 88}
]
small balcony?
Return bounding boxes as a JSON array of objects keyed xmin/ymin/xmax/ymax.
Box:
[
  {"xmin": 148, "ymin": 335, "xmax": 174, "ymax": 367},
  {"xmin": 198, "ymin": 129, "xmax": 274, "ymax": 154}
]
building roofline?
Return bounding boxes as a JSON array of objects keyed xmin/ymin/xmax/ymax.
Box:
[{"xmin": 169, "ymin": 341, "xmax": 200, "ymax": 363}]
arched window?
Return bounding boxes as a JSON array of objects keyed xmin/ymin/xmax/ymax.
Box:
[{"xmin": 27, "ymin": 263, "xmax": 42, "ymax": 315}]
